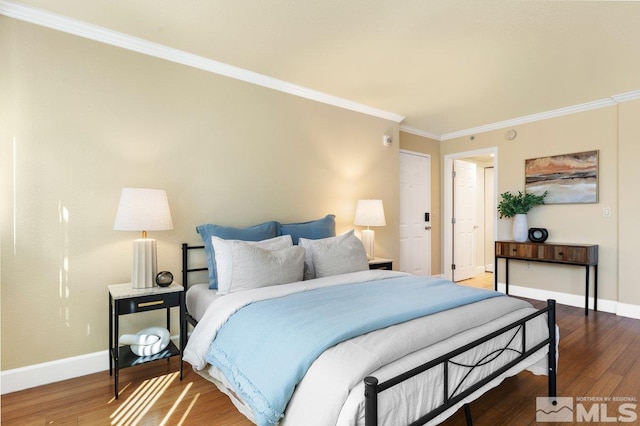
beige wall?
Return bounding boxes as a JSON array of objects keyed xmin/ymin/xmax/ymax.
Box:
[
  {"xmin": 399, "ymin": 132, "xmax": 441, "ymax": 275},
  {"xmin": 0, "ymin": 18, "xmax": 400, "ymax": 370},
  {"xmin": 441, "ymin": 107, "xmax": 621, "ymax": 304},
  {"xmin": 618, "ymin": 99, "xmax": 640, "ymax": 307}
]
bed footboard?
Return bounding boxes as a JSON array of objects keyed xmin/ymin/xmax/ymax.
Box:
[{"xmin": 364, "ymin": 299, "xmax": 557, "ymax": 426}]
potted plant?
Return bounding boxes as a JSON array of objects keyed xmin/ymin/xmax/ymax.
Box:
[{"xmin": 497, "ymin": 190, "xmax": 548, "ymax": 242}]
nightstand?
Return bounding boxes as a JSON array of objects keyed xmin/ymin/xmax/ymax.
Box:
[
  {"xmin": 108, "ymin": 282, "xmax": 185, "ymax": 399},
  {"xmin": 369, "ymin": 258, "xmax": 393, "ymax": 270}
]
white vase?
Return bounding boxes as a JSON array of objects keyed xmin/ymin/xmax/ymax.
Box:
[{"xmin": 512, "ymin": 214, "xmax": 528, "ymax": 242}]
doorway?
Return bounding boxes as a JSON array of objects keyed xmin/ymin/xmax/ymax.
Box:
[
  {"xmin": 443, "ymin": 148, "xmax": 497, "ymax": 282},
  {"xmin": 399, "ymin": 151, "xmax": 431, "ymax": 275}
]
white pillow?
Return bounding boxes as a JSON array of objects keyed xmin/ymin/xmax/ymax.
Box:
[
  {"xmin": 298, "ymin": 230, "xmax": 369, "ymax": 279},
  {"xmin": 212, "ymin": 235, "xmax": 304, "ymax": 295},
  {"xmin": 211, "ymin": 235, "xmax": 293, "ymax": 294},
  {"xmin": 213, "ymin": 234, "xmax": 292, "ymax": 260}
]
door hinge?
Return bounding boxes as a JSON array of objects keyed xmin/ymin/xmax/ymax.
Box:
[
  {"xmin": 452, "ymin": 217, "xmax": 456, "ymax": 224},
  {"xmin": 452, "ymin": 170, "xmax": 457, "ymax": 178},
  {"xmin": 451, "ymin": 264, "xmax": 456, "ymax": 270}
]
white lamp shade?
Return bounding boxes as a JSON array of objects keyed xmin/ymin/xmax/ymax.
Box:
[
  {"xmin": 114, "ymin": 188, "xmax": 173, "ymax": 232},
  {"xmin": 354, "ymin": 199, "xmax": 386, "ymax": 227},
  {"xmin": 114, "ymin": 188, "xmax": 172, "ymax": 289}
]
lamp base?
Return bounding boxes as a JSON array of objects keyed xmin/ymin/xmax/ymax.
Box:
[
  {"xmin": 361, "ymin": 229, "xmax": 375, "ymax": 260},
  {"xmin": 132, "ymin": 239, "xmax": 157, "ymax": 288}
]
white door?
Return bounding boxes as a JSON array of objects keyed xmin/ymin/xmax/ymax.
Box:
[
  {"xmin": 399, "ymin": 151, "xmax": 431, "ymax": 275},
  {"xmin": 453, "ymin": 159, "xmax": 477, "ymax": 281}
]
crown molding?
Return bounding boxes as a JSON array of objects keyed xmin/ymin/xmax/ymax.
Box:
[
  {"xmin": 440, "ymin": 91, "xmax": 640, "ymax": 141},
  {"xmin": 611, "ymin": 90, "xmax": 640, "ymax": 104},
  {"xmin": 399, "ymin": 126, "xmax": 440, "ymax": 141},
  {"xmin": 0, "ymin": 0, "xmax": 404, "ymax": 123},
  {"xmin": 402, "ymin": 89, "xmax": 640, "ymax": 142},
  {"xmin": 440, "ymin": 97, "xmax": 618, "ymax": 141}
]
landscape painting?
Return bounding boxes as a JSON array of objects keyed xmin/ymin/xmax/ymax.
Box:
[{"xmin": 525, "ymin": 150, "xmax": 598, "ymax": 204}]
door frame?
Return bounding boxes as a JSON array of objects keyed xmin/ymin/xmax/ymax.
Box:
[
  {"xmin": 399, "ymin": 149, "xmax": 432, "ymax": 275},
  {"xmin": 443, "ymin": 147, "xmax": 498, "ymax": 281}
]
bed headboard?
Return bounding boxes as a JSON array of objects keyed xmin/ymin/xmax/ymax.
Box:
[{"xmin": 181, "ymin": 243, "xmax": 206, "ymax": 291}]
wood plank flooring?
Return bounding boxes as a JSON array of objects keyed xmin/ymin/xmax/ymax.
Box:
[{"xmin": 2, "ymin": 272, "xmax": 639, "ymax": 425}]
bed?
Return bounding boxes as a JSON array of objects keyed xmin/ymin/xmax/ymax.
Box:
[{"xmin": 181, "ymin": 218, "xmax": 557, "ymax": 426}]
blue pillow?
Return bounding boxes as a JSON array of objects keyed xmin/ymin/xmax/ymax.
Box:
[
  {"xmin": 277, "ymin": 214, "xmax": 336, "ymax": 245},
  {"xmin": 196, "ymin": 221, "xmax": 278, "ymax": 289}
]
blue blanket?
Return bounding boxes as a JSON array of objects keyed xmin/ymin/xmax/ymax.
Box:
[{"xmin": 205, "ymin": 275, "xmax": 502, "ymax": 426}]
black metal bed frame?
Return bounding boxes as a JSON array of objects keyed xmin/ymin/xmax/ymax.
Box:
[
  {"xmin": 364, "ymin": 299, "xmax": 556, "ymax": 426},
  {"xmin": 181, "ymin": 243, "xmax": 557, "ymax": 426},
  {"xmin": 181, "ymin": 243, "xmax": 206, "ymax": 327}
]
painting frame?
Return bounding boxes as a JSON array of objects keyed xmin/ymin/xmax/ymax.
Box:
[{"xmin": 525, "ymin": 150, "xmax": 599, "ymax": 204}]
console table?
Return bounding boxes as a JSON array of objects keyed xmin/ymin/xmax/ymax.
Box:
[{"xmin": 494, "ymin": 241, "xmax": 598, "ymax": 316}]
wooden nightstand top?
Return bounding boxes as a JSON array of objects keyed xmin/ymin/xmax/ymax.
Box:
[{"xmin": 108, "ymin": 282, "xmax": 184, "ymax": 300}]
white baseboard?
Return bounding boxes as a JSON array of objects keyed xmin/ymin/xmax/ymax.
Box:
[
  {"xmin": 1, "ymin": 350, "xmax": 109, "ymax": 395},
  {"xmin": 616, "ymin": 302, "xmax": 640, "ymax": 320},
  {"xmin": 495, "ymin": 282, "xmax": 637, "ymax": 317},
  {"xmin": 1, "ymin": 335, "xmax": 183, "ymax": 395}
]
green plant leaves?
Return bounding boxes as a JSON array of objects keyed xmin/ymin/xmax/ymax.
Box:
[{"xmin": 497, "ymin": 190, "xmax": 548, "ymax": 218}]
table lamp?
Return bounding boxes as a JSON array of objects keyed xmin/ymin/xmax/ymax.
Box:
[
  {"xmin": 354, "ymin": 199, "xmax": 386, "ymax": 260},
  {"xmin": 114, "ymin": 188, "xmax": 173, "ymax": 288}
]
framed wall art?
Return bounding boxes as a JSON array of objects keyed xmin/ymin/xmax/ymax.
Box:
[{"xmin": 525, "ymin": 150, "xmax": 598, "ymax": 204}]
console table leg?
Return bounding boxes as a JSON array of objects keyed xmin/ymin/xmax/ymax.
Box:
[
  {"xmin": 494, "ymin": 257, "xmax": 498, "ymax": 291},
  {"xmin": 594, "ymin": 265, "xmax": 598, "ymax": 312},
  {"xmin": 505, "ymin": 258, "xmax": 509, "ymax": 295},
  {"xmin": 585, "ymin": 265, "xmax": 590, "ymax": 316}
]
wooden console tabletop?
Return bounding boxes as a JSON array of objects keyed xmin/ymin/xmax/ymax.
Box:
[{"xmin": 494, "ymin": 240, "xmax": 598, "ymax": 316}]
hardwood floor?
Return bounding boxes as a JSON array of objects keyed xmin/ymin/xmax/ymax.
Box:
[
  {"xmin": 457, "ymin": 271, "xmax": 494, "ymax": 290},
  {"xmin": 1, "ymin": 359, "xmax": 254, "ymax": 426},
  {"xmin": 3, "ymin": 273, "xmax": 640, "ymax": 425}
]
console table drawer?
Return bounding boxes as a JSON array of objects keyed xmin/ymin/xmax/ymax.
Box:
[
  {"xmin": 495, "ymin": 241, "xmax": 597, "ymax": 265},
  {"xmin": 496, "ymin": 242, "xmax": 540, "ymax": 259},
  {"xmin": 551, "ymin": 245, "xmax": 589, "ymax": 263}
]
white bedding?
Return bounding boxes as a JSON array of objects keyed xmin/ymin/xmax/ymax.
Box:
[
  {"xmin": 184, "ymin": 270, "xmax": 554, "ymax": 425},
  {"xmin": 185, "ymin": 283, "xmax": 220, "ymax": 322}
]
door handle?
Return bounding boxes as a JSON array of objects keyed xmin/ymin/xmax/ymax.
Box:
[{"xmin": 425, "ymin": 226, "xmax": 432, "ymax": 230}]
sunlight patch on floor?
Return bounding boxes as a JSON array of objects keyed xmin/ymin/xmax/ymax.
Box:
[
  {"xmin": 158, "ymin": 381, "xmax": 198, "ymax": 426},
  {"xmin": 110, "ymin": 371, "xmax": 178, "ymax": 426},
  {"xmin": 177, "ymin": 392, "xmax": 201, "ymax": 426}
]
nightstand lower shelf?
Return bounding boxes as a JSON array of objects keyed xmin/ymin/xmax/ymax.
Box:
[{"xmin": 113, "ymin": 341, "xmax": 180, "ymax": 370}]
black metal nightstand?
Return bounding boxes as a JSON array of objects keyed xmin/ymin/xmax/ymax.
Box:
[
  {"xmin": 108, "ymin": 283, "xmax": 185, "ymax": 399},
  {"xmin": 369, "ymin": 258, "xmax": 393, "ymax": 270}
]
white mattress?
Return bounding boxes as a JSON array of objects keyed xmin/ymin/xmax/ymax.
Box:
[{"xmin": 185, "ymin": 283, "xmax": 220, "ymax": 322}]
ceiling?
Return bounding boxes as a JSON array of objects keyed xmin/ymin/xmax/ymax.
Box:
[{"xmin": 6, "ymin": 0, "xmax": 640, "ymax": 139}]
